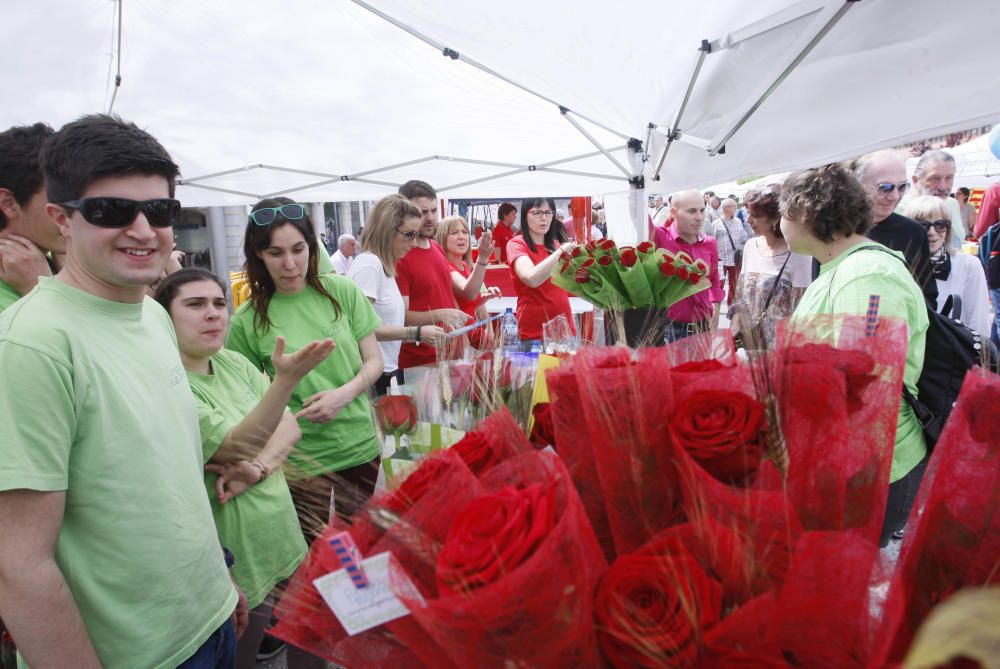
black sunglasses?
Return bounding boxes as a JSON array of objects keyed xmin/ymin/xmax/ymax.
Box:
[
  {"xmin": 60, "ymin": 197, "xmax": 181, "ymax": 228},
  {"xmin": 250, "ymin": 203, "xmax": 306, "ymax": 226},
  {"xmin": 917, "ymin": 219, "xmax": 951, "ymax": 233}
]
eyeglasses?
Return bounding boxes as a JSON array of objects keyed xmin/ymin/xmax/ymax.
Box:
[
  {"xmin": 396, "ymin": 229, "xmax": 419, "ymax": 241},
  {"xmin": 60, "ymin": 197, "xmax": 181, "ymax": 228},
  {"xmin": 875, "ymin": 182, "xmax": 909, "ymax": 195},
  {"xmin": 529, "ymin": 209, "xmax": 555, "ymax": 218},
  {"xmin": 249, "ymin": 203, "xmax": 306, "ymax": 226},
  {"xmin": 917, "ymin": 219, "xmax": 951, "ymax": 233}
]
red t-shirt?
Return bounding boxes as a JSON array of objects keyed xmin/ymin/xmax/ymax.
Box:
[
  {"xmin": 449, "ymin": 259, "xmax": 493, "ymax": 349},
  {"xmin": 395, "ymin": 240, "xmax": 459, "ymax": 368},
  {"xmin": 506, "ymin": 235, "xmax": 576, "ymax": 340},
  {"xmin": 492, "ymin": 223, "xmax": 515, "ymax": 263}
]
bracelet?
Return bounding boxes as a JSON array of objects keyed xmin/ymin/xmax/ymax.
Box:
[
  {"xmin": 407, "ymin": 325, "xmax": 415, "ymax": 342},
  {"xmin": 477, "ymin": 260, "xmax": 489, "ymax": 267},
  {"xmin": 248, "ymin": 458, "xmax": 270, "ymax": 481},
  {"xmin": 415, "ymin": 325, "xmax": 423, "ymax": 345}
]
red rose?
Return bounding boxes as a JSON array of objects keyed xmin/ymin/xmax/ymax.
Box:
[
  {"xmin": 662, "ymin": 254, "xmax": 676, "ymax": 266},
  {"xmin": 450, "ymin": 431, "xmax": 498, "ymax": 475},
  {"xmin": 600, "ymin": 238, "xmax": 617, "ymax": 250},
  {"xmin": 676, "ymin": 251, "xmax": 694, "ymax": 264},
  {"xmin": 689, "ymin": 272, "xmax": 700, "ymax": 284},
  {"xmin": 619, "ymin": 247, "xmax": 638, "ymax": 268},
  {"xmin": 694, "ymin": 258, "xmax": 709, "ymax": 273},
  {"xmin": 660, "ymin": 261, "xmax": 676, "ymax": 277},
  {"xmin": 597, "ymin": 254, "xmax": 613, "ymax": 267},
  {"xmin": 575, "ymin": 268, "xmax": 592, "ymax": 284},
  {"xmin": 586, "ymin": 240, "xmax": 598, "ymax": 251},
  {"xmin": 671, "ymin": 390, "xmax": 765, "ymax": 485},
  {"xmin": 448, "ymin": 361, "xmax": 475, "ymax": 397},
  {"xmin": 581, "ymin": 257, "xmax": 595, "ymax": 268},
  {"xmin": 559, "ymin": 259, "xmax": 570, "ymax": 273},
  {"xmin": 386, "ymin": 454, "xmax": 453, "ymax": 512},
  {"xmin": 671, "ymin": 359, "xmax": 731, "ymax": 374},
  {"xmin": 529, "ymin": 402, "xmax": 555, "ymax": 448},
  {"xmin": 783, "ymin": 345, "xmax": 876, "ymax": 413},
  {"xmin": 375, "ymin": 394, "xmax": 417, "ymax": 437},
  {"xmin": 594, "ymin": 553, "xmax": 723, "ymax": 668},
  {"xmin": 436, "ymin": 483, "xmax": 556, "ymax": 593},
  {"xmin": 571, "ymin": 246, "xmax": 584, "ymax": 257},
  {"xmin": 637, "ymin": 241, "xmax": 655, "ymax": 254},
  {"xmin": 676, "ymin": 265, "xmax": 690, "ymax": 281}
]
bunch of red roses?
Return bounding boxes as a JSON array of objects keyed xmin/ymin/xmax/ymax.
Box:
[
  {"xmin": 271, "ymin": 315, "xmax": 1000, "ymax": 668},
  {"xmin": 550, "ymin": 239, "xmax": 711, "ymax": 310}
]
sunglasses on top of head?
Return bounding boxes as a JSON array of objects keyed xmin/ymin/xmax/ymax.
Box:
[
  {"xmin": 60, "ymin": 197, "xmax": 181, "ymax": 228},
  {"xmin": 875, "ymin": 182, "xmax": 909, "ymax": 195},
  {"xmin": 249, "ymin": 203, "xmax": 306, "ymax": 226},
  {"xmin": 917, "ymin": 219, "xmax": 951, "ymax": 233}
]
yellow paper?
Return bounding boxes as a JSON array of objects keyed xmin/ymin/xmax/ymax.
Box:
[
  {"xmin": 527, "ymin": 354, "xmax": 562, "ymax": 434},
  {"xmin": 903, "ymin": 586, "xmax": 1000, "ymax": 669}
]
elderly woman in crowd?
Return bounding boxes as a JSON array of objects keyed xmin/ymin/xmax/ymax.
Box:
[
  {"xmin": 903, "ymin": 195, "xmax": 991, "ymax": 337},
  {"xmin": 780, "ymin": 163, "xmax": 929, "ymax": 548}
]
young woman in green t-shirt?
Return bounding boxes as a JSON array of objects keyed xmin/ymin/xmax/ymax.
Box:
[
  {"xmin": 155, "ymin": 268, "xmax": 330, "ymax": 669},
  {"xmin": 227, "ymin": 199, "xmax": 384, "ymax": 541},
  {"xmin": 779, "ymin": 163, "xmax": 929, "ymax": 547}
]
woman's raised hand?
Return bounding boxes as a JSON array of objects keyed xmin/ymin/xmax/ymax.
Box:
[
  {"xmin": 271, "ymin": 335, "xmax": 335, "ymax": 383},
  {"xmin": 477, "ymin": 231, "xmax": 495, "ymax": 262}
]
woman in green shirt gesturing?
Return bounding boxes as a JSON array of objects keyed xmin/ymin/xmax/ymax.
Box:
[
  {"xmin": 155, "ymin": 267, "xmax": 331, "ymax": 669},
  {"xmin": 227, "ymin": 199, "xmax": 384, "ymax": 540},
  {"xmin": 779, "ymin": 163, "xmax": 929, "ymax": 547}
]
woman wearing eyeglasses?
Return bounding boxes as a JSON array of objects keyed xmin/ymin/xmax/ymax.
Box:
[
  {"xmin": 781, "ymin": 163, "xmax": 929, "ymax": 548},
  {"xmin": 904, "ymin": 195, "xmax": 991, "ymax": 337},
  {"xmin": 347, "ymin": 195, "xmax": 447, "ymax": 395},
  {"xmin": 507, "ymin": 198, "xmax": 578, "ymax": 350},
  {"xmin": 227, "ymin": 198, "xmax": 383, "ymax": 538}
]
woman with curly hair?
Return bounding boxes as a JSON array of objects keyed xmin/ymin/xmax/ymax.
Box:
[{"xmin": 780, "ymin": 163, "xmax": 929, "ymax": 547}]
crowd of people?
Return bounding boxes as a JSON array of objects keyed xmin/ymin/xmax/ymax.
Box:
[{"xmin": 1, "ymin": 112, "xmax": 998, "ymax": 669}]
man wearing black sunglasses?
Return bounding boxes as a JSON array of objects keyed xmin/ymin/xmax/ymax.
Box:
[
  {"xmin": 0, "ymin": 115, "xmax": 242, "ymax": 669},
  {"xmin": 851, "ymin": 150, "xmax": 937, "ymax": 307}
]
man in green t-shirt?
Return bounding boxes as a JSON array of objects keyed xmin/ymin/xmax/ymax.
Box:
[
  {"xmin": 0, "ymin": 115, "xmax": 242, "ymax": 669},
  {"xmin": 0, "ymin": 122, "xmax": 65, "ymax": 313}
]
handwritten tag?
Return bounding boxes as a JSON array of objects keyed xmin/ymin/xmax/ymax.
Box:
[{"xmin": 313, "ymin": 552, "xmax": 423, "ymax": 636}]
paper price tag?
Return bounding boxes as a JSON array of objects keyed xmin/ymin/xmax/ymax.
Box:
[{"xmin": 313, "ymin": 552, "xmax": 423, "ymax": 636}]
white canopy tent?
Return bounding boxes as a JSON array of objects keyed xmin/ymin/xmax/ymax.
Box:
[{"xmin": 4, "ymin": 0, "xmax": 1000, "ymax": 242}]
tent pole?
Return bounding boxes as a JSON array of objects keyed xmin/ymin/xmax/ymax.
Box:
[
  {"xmin": 347, "ymin": 0, "xmax": 632, "ymax": 141},
  {"xmin": 177, "ymin": 182, "xmax": 262, "ymax": 199},
  {"xmin": 561, "ymin": 109, "xmax": 633, "ymax": 178},
  {"xmin": 652, "ymin": 41, "xmax": 712, "ymax": 181},
  {"xmin": 179, "ymin": 164, "xmax": 264, "ymax": 185},
  {"xmin": 537, "ymin": 167, "xmax": 629, "ymax": 181},
  {"xmin": 707, "ymin": 1, "xmax": 855, "ymax": 155}
]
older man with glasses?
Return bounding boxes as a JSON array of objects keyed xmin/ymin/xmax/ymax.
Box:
[{"xmin": 850, "ymin": 150, "xmax": 938, "ymax": 306}]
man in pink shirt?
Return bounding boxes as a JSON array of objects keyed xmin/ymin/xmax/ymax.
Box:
[{"xmin": 652, "ymin": 189, "xmax": 724, "ymax": 342}]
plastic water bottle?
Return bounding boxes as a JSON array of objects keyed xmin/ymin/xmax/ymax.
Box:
[{"xmin": 501, "ymin": 308, "xmax": 519, "ymax": 352}]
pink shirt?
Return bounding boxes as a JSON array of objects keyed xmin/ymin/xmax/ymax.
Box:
[{"xmin": 652, "ymin": 223, "xmax": 724, "ymax": 322}]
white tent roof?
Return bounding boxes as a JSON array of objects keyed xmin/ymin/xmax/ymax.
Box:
[{"xmin": 4, "ymin": 0, "xmax": 1000, "ymax": 208}]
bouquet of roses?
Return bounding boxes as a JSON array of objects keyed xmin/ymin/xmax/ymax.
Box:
[{"xmin": 550, "ymin": 239, "xmax": 711, "ymax": 310}]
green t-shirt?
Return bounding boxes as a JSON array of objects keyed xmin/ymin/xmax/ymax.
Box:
[
  {"xmin": 0, "ymin": 278, "xmax": 237, "ymax": 669},
  {"xmin": 0, "ymin": 278, "xmax": 21, "ymax": 312},
  {"xmin": 227, "ymin": 274, "xmax": 381, "ymax": 478},
  {"xmin": 793, "ymin": 243, "xmax": 928, "ymax": 482},
  {"xmin": 317, "ymin": 244, "xmax": 335, "ymax": 274},
  {"xmin": 187, "ymin": 349, "xmax": 308, "ymax": 609}
]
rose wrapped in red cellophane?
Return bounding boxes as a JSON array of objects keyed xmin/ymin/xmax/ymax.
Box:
[
  {"xmin": 664, "ymin": 330, "xmax": 738, "ymax": 371},
  {"xmin": 671, "ymin": 390, "xmax": 766, "ymax": 486},
  {"xmin": 871, "ymin": 368, "xmax": 1000, "ymax": 666},
  {"xmin": 594, "ymin": 548, "xmax": 723, "ymax": 668},
  {"xmin": 571, "ymin": 346, "xmax": 686, "ymax": 557},
  {"xmin": 392, "ymin": 450, "xmax": 608, "ymax": 668},
  {"xmin": 528, "ymin": 401, "xmax": 555, "ymax": 449},
  {"xmin": 270, "ymin": 448, "xmax": 482, "ymax": 668},
  {"xmin": 768, "ymin": 315, "xmax": 907, "ymax": 542}
]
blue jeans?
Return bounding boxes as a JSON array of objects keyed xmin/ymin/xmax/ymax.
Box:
[
  {"xmin": 177, "ymin": 619, "xmax": 236, "ymax": 669},
  {"xmin": 990, "ymin": 288, "xmax": 1000, "ymax": 349}
]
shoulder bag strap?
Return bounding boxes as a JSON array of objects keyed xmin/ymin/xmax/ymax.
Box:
[{"xmin": 759, "ymin": 250, "xmax": 793, "ymax": 319}]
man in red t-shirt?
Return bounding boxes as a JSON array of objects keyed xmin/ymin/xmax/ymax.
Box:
[
  {"xmin": 395, "ymin": 180, "xmax": 470, "ymax": 369},
  {"xmin": 492, "ymin": 202, "xmax": 517, "ymax": 264}
]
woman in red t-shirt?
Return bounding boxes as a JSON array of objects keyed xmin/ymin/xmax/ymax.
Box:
[
  {"xmin": 436, "ymin": 215, "xmax": 500, "ymax": 349},
  {"xmin": 506, "ymin": 198, "xmax": 578, "ymax": 349}
]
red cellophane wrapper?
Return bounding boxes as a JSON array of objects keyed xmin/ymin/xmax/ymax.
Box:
[
  {"xmin": 572, "ymin": 346, "xmax": 685, "ymax": 557},
  {"xmin": 545, "ymin": 348, "xmax": 631, "ymax": 560},
  {"xmin": 771, "ymin": 531, "xmax": 883, "ymax": 667},
  {"xmin": 769, "ymin": 314, "xmax": 907, "ymax": 543},
  {"xmin": 391, "ymin": 450, "xmax": 609, "ymax": 669},
  {"xmin": 871, "ymin": 368, "xmax": 1000, "ymax": 665},
  {"xmin": 270, "ymin": 447, "xmax": 482, "ymax": 668}
]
